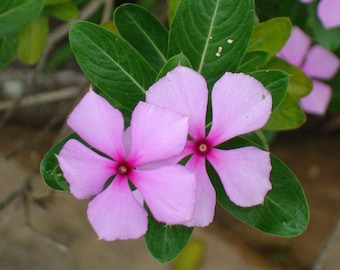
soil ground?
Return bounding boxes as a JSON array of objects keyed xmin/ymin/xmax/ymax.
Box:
[{"xmin": 0, "ymin": 124, "xmax": 339, "ymax": 270}]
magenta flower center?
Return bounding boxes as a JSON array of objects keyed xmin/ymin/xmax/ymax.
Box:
[
  {"xmin": 117, "ymin": 161, "xmax": 131, "ymax": 175},
  {"xmin": 195, "ymin": 139, "xmax": 211, "ymax": 156}
]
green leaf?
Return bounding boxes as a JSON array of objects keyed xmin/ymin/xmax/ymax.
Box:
[
  {"xmin": 156, "ymin": 52, "xmax": 192, "ymax": 80},
  {"xmin": 172, "ymin": 238, "xmax": 205, "ymax": 270},
  {"xmin": 265, "ymin": 92, "xmax": 306, "ymax": 131},
  {"xmin": 167, "ymin": 0, "xmax": 179, "ymax": 24},
  {"xmin": 208, "ymin": 155, "xmax": 309, "ymax": 237},
  {"xmin": 145, "ymin": 214, "xmax": 193, "ymax": 263},
  {"xmin": 265, "ymin": 57, "xmax": 312, "ymax": 99},
  {"xmin": 248, "ymin": 17, "xmax": 291, "ymax": 62},
  {"xmin": 237, "ymin": 51, "xmax": 268, "ymax": 73},
  {"xmin": 40, "ymin": 134, "xmax": 80, "ymax": 191},
  {"xmin": 0, "ymin": 36, "xmax": 17, "ymax": 67},
  {"xmin": 47, "ymin": 1, "xmax": 79, "ymax": 21},
  {"xmin": 169, "ymin": 0, "xmax": 254, "ymax": 87},
  {"xmin": 249, "ymin": 69, "xmax": 289, "ymax": 111},
  {"xmin": 17, "ymin": 12, "xmax": 48, "ymax": 65},
  {"xmin": 69, "ymin": 21, "xmax": 157, "ymax": 117},
  {"xmin": 45, "ymin": 0, "xmax": 69, "ymax": 4},
  {"xmin": 0, "ymin": 0, "xmax": 44, "ymax": 37},
  {"xmin": 114, "ymin": 4, "xmax": 168, "ymax": 71}
]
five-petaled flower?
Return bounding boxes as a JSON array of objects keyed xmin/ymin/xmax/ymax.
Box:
[
  {"xmin": 58, "ymin": 90, "xmax": 196, "ymax": 241},
  {"xmin": 146, "ymin": 66, "xmax": 273, "ymax": 227},
  {"xmin": 277, "ymin": 26, "xmax": 340, "ymax": 115}
]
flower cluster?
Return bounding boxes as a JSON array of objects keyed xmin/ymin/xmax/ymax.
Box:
[
  {"xmin": 300, "ymin": 0, "xmax": 340, "ymax": 29},
  {"xmin": 277, "ymin": 26, "xmax": 340, "ymax": 115},
  {"xmin": 58, "ymin": 67, "xmax": 273, "ymax": 240}
]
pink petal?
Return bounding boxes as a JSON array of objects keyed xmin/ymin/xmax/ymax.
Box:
[
  {"xmin": 302, "ymin": 45, "xmax": 340, "ymax": 80},
  {"xmin": 87, "ymin": 175, "xmax": 148, "ymax": 241},
  {"xmin": 58, "ymin": 139, "xmax": 116, "ymax": 199},
  {"xmin": 129, "ymin": 102, "xmax": 189, "ymax": 166},
  {"xmin": 207, "ymin": 147, "xmax": 272, "ymax": 207},
  {"xmin": 277, "ymin": 26, "xmax": 311, "ymax": 67},
  {"xmin": 67, "ymin": 89, "xmax": 125, "ymax": 160},
  {"xmin": 300, "ymin": 79, "xmax": 332, "ymax": 115},
  {"xmin": 130, "ymin": 165, "xmax": 196, "ymax": 225},
  {"xmin": 318, "ymin": 0, "xmax": 340, "ymax": 29},
  {"xmin": 207, "ymin": 72, "xmax": 272, "ymax": 146},
  {"xmin": 146, "ymin": 66, "xmax": 208, "ymax": 140},
  {"xmin": 184, "ymin": 155, "xmax": 216, "ymax": 227}
]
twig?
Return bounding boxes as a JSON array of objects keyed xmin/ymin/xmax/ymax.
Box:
[
  {"xmin": 0, "ymin": 86, "xmax": 81, "ymax": 112},
  {"xmin": 1, "ymin": 92, "xmax": 77, "ymax": 165},
  {"xmin": 0, "ymin": 171, "xmax": 37, "ymax": 211},
  {"xmin": 312, "ymin": 219, "xmax": 340, "ymax": 270},
  {"xmin": 101, "ymin": 0, "xmax": 115, "ymax": 24},
  {"xmin": 35, "ymin": 0, "xmax": 107, "ymax": 75}
]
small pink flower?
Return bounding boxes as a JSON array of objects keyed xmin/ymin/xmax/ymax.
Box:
[
  {"xmin": 300, "ymin": 0, "xmax": 340, "ymax": 29},
  {"xmin": 58, "ymin": 90, "xmax": 196, "ymax": 241},
  {"xmin": 146, "ymin": 67, "xmax": 273, "ymax": 227},
  {"xmin": 277, "ymin": 26, "xmax": 340, "ymax": 115}
]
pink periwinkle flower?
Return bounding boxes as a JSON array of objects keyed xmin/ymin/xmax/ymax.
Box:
[
  {"xmin": 146, "ymin": 66, "xmax": 273, "ymax": 227},
  {"xmin": 300, "ymin": 0, "xmax": 340, "ymax": 29},
  {"xmin": 58, "ymin": 90, "xmax": 196, "ymax": 241},
  {"xmin": 277, "ymin": 26, "xmax": 340, "ymax": 115}
]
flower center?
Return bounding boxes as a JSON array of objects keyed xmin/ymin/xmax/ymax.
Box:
[
  {"xmin": 117, "ymin": 162, "xmax": 130, "ymax": 175},
  {"xmin": 195, "ymin": 139, "xmax": 210, "ymax": 156}
]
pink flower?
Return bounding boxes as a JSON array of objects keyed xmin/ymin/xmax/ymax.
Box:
[
  {"xmin": 58, "ymin": 90, "xmax": 196, "ymax": 241},
  {"xmin": 300, "ymin": 0, "xmax": 340, "ymax": 29},
  {"xmin": 146, "ymin": 67, "xmax": 273, "ymax": 227},
  {"xmin": 277, "ymin": 26, "xmax": 340, "ymax": 115}
]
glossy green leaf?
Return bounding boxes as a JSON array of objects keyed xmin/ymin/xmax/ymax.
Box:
[
  {"xmin": 115, "ymin": 4, "xmax": 168, "ymax": 71},
  {"xmin": 47, "ymin": 1, "xmax": 79, "ymax": 21},
  {"xmin": 248, "ymin": 17, "xmax": 291, "ymax": 62},
  {"xmin": 0, "ymin": 0, "xmax": 44, "ymax": 37},
  {"xmin": 156, "ymin": 52, "xmax": 192, "ymax": 80},
  {"xmin": 17, "ymin": 12, "xmax": 48, "ymax": 65},
  {"xmin": 169, "ymin": 0, "xmax": 254, "ymax": 87},
  {"xmin": 249, "ymin": 70, "xmax": 289, "ymax": 111},
  {"xmin": 145, "ymin": 214, "xmax": 193, "ymax": 263},
  {"xmin": 265, "ymin": 92, "xmax": 306, "ymax": 131},
  {"xmin": 69, "ymin": 21, "xmax": 157, "ymax": 115},
  {"xmin": 265, "ymin": 57, "xmax": 312, "ymax": 99},
  {"xmin": 0, "ymin": 36, "xmax": 17, "ymax": 67},
  {"xmin": 208, "ymin": 154, "xmax": 309, "ymax": 237},
  {"xmin": 237, "ymin": 51, "xmax": 268, "ymax": 73},
  {"xmin": 40, "ymin": 134, "xmax": 80, "ymax": 191}
]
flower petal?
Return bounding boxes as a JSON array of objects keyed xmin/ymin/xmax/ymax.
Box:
[
  {"xmin": 207, "ymin": 147, "xmax": 272, "ymax": 207},
  {"xmin": 146, "ymin": 66, "xmax": 208, "ymax": 140},
  {"xmin": 130, "ymin": 165, "xmax": 196, "ymax": 225},
  {"xmin": 129, "ymin": 102, "xmax": 189, "ymax": 166},
  {"xmin": 207, "ymin": 72, "xmax": 272, "ymax": 145},
  {"xmin": 277, "ymin": 26, "xmax": 311, "ymax": 67},
  {"xmin": 87, "ymin": 175, "xmax": 148, "ymax": 241},
  {"xmin": 300, "ymin": 80, "xmax": 332, "ymax": 115},
  {"xmin": 318, "ymin": 0, "xmax": 340, "ymax": 29},
  {"xmin": 58, "ymin": 139, "xmax": 116, "ymax": 199},
  {"xmin": 302, "ymin": 45, "xmax": 340, "ymax": 80},
  {"xmin": 184, "ymin": 155, "xmax": 216, "ymax": 227},
  {"xmin": 67, "ymin": 89, "xmax": 125, "ymax": 160}
]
